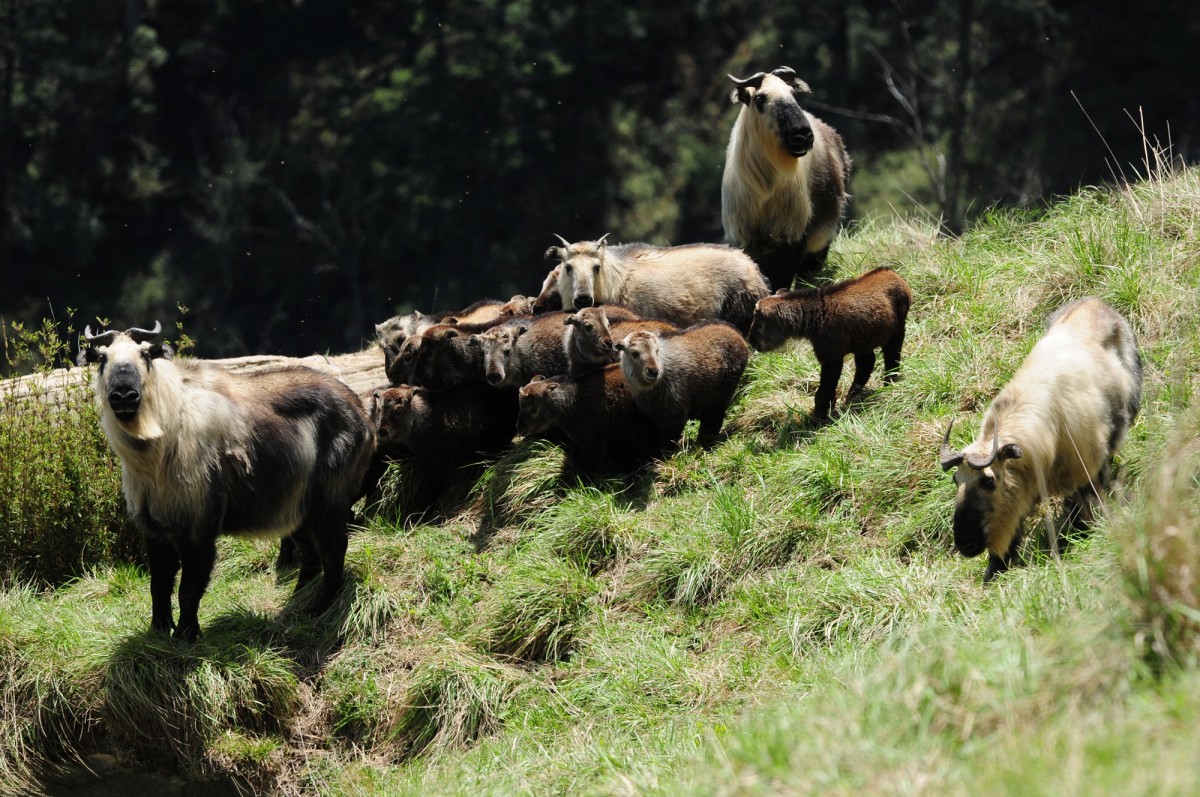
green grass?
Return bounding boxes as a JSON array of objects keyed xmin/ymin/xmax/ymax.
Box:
[{"xmin": 2, "ymin": 166, "xmax": 1200, "ymax": 795}]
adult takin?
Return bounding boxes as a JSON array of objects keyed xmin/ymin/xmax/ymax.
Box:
[
  {"xmin": 722, "ymin": 66, "xmax": 851, "ymax": 291},
  {"xmin": 78, "ymin": 322, "xmax": 375, "ymax": 642},
  {"xmin": 615, "ymin": 321, "xmax": 750, "ymax": 445},
  {"xmin": 545, "ymin": 235, "xmax": 769, "ymax": 332},
  {"xmin": 563, "ymin": 306, "xmax": 677, "ymax": 373},
  {"xmin": 516, "ymin": 365, "xmax": 669, "ymax": 474},
  {"xmin": 748, "ymin": 267, "xmax": 912, "ymax": 422},
  {"xmin": 939, "ymin": 297, "xmax": 1143, "ymax": 581}
]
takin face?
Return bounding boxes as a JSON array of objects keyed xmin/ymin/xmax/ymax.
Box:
[
  {"xmin": 728, "ymin": 67, "xmax": 815, "ymax": 159},
  {"xmin": 546, "ymin": 234, "xmax": 610, "ymax": 311},
  {"xmin": 564, "ymin": 307, "xmax": 616, "ymax": 359},
  {"xmin": 385, "ymin": 334, "xmax": 424, "ymax": 386},
  {"xmin": 373, "ymin": 385, "xmax": 422, "ymax": 445},
  {"xmin": 940, "ymin": 422, "xmax": 1027, "ymax": 567},
  {"xmin": 77, "ymin": 323, "xmax": 174, "ymax": 423},
  {"xmin": 515, "ymin": 375, "xmax": 558, "ymax": 437},
  {"xmin": 614, "ymin": 330, "xmax": 662, "ymax": 393},
  {"xmin": 747, "ymin": 291, "xmax": 799, "ymax": 352},
  {"xmin": 475, "ymin": 324, "xmax": 528, "ymax": 388}
]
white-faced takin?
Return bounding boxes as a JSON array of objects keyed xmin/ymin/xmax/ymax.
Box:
[
  {"xmin": 545, "ymin": 235, "xmax": 769, "ymax": 332},
  {"xmin": 939, "ymin": 297, "xmax": 1143, "ymax": 581},
  {"xmin": 78, "ymin": 323, "xmax": 375, "ymax": 642},
  {"xmin": 615, "ymin": 321, "xmax": 750, "ymax": 445},
  {"xmin": 562, "ymin": 306, "xmax": 674, "ymax": 373},
  {"xmin": 748, "ymin": 267, "xmax": 912, "ymax": 422},
  {"xmin": 516, "ymin": 365, "xmax": 669, "ymax": 475},
  {"xmin": 721, "ymin": 66, "xmax": 851, "ymax": 290}
]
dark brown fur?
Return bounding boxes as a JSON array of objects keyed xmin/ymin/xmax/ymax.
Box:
[
  {"xmin": 563, "ymin": 306, "xmax": 676, "ymax": 373},
  {"xmin": 411, "ymin": 324, "xmax": 490, "ymax": 391},
  {"xmin": 516, "ymin": 365, "xmax": 670, "ymax": 474},
  {"xmin": 616, "ymin": 321, "xmax": 750, "ymax": 444},
  {"xmin": 748, "ymin": 267, "xmax": 911, "ymax": 421},
  {"xmin": 476, "ymin": 312, "xmax": 578, "ymax": 388}
]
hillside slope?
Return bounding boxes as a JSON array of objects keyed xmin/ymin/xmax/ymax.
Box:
[{"xmin": 2, "ymin": 167, "xmax": 1198, "ymax": 796}]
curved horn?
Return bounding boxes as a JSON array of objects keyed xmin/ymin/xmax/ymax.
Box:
[
  {"xmin": 553, "ymin": 233, "xmax": 571, "ymax": 249},
  {"xmin": 964, "ymin": 427, "xmax": 1001, "ymax": 470},
  {"xmin": 939, "ymin": 420, "xmax": 965, "ymax": 471},
  {"xmin": 82, "ymin": 326, "xmax": 118, "ymax": 347},
  {"xmin": 727, "ymin": 71, "xmax": 768, "ymax": 90},
  {"xmin": 770, "ymin": 66, "xmax": 797, "ymax": 79},
  {"xmin": 127, "ymin": 321, "xmax": 163, "ymax": 344}
]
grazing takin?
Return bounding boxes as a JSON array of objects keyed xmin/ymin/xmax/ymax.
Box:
[
  {"xmin": 722, "ymin": 66, "xmax": 851, "ymax": 291},
  {"xmin": 78, "ymin": 323, "xmax": 375, "ymax": 642},
  {"xmin": 615, "ymin": 321, "xmax": 750, "ymax": 444},
  {"xmin": 748, "ymin": 267, "xmax": 912, "ymax": 422},
  {"xmin": 563, "ymin": 306, "xmax": 676, "ymax": 373},
  {"xmin": 939, "ymin": 297, "xmax": 1143, "ymax": 581},
  {"xmin": 545, "ymin": 235, "xmax": 769, "ymax": 332},
  {"xmin": 516, "ymin": 365, "xmax": 669, "ymax": 474}
]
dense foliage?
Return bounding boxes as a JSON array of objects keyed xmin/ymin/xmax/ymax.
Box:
[{"xmin": 3, "ymin": 1, "xmax": 1197, "ymax": 358}]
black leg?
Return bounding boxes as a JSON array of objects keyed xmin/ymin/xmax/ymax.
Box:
[
  {"xmin": 174, "ymin": 537, "xmax": 217, "ymax": 642},
  {"xmin": 847, "ymin": 349, "xmax": 875, "ymax": 400},
  {"xmin": 983, "ymin": 552, "xmax": 1009, "ymax": 582},
  {"xmin": 813, "ymin": 358, "xmax": 844, "ymax": 421},
  {"xmin": 882, "ymin": 333, "xmax": 904, "ymax": 383},
  {"xmin": 315, "ymin": 513, "xmax": 350, "ymax": 614},
  {"xmin": 145, "ymin": 533, "xmax": 179, "ymax": 634}
]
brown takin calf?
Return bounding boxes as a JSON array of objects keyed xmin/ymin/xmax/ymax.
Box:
[
  {"xmin": 376, "ymin": 297, "xmax": 529, "ymax": 383},
  {"xmin": 371, "ymin": 382, "xmax": 517, "ymax": 511},
  {"xmin": 516, "ymin": 364, "xmax": 670, "ymax": 475},
  {"xmin": 748, "ymin": 267, "xmax": 912, "ymax": 422},
  {"xmin": 563, "ymin": 306, "xmax": 677, "ymax": 373},
  {"xmin": 473, "ymin": 311, "xmax": 598, "ymax": 389},
  {"xmin": 616, "ymin": 321, "xmax": 750, "ymax": 445}
]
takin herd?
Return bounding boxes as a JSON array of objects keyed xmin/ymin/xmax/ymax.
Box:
[{"xmin": 74, "ymin": 67, "xmax": 1143, "ymax": 642}]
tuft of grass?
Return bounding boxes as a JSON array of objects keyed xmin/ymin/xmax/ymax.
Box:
[
  {"xmin": 527, "ymin": 486, "xmax": 639, "ymax": 572},
  {"xmin": 1118, "ymin": 407, "xmax": 1200, "ymax": 669},
  {"xmin": 472, "ymin": 554, "xmax": 599, "ymax": 662},
  {"xmin": 471, "ymin": 438, "xmax": 567, "ymax": 528}
]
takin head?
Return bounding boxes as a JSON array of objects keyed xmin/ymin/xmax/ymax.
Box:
[
  {"xmin": 747, "ymin": 290, "xmax": 801, "ymax": 352},
  {"xmin": 77, "ymin": 322, "xmax": 173, "ymax": 423},
  {"xmin": 614, "ymin": 330, "xmax": 662, "ymax": 390},
  {"xmin": 939, "ymin": 421, "xmax": 1027, "ymax": 561},
  {"xmin": 474, "ymin": 324, "xmax": 527, "ymax": 387},
  {"xmin": 728, "ymin": 66, "xmax": 814, "ymax": 158},
  {"xmin": 564, "ymin": 307, "xmax": 616, "ymax": 355},
  {"xmin": 546, "ymin": 233, "xmax": 610, "ymax": 311},
  {"xmin": 373, "ymin": 385, "xmax": 423, "ymax": 444},
  {"xmin": 516, "ymin": 375, "xmax": 559, "ymax": 437}
]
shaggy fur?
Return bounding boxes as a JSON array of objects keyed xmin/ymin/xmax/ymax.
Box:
[
  {"xmin": 721, "ymin": 67, "xmax": 851, "ymax": 291},
  {"xmin": 532, "ymin": 265, "xmax": 563, "ymax": 314},
  {"xmin": 545, "ymin": 238, "xmax": 769, "ymax": 332},
  {"xmin": 616, "ymin": 321, "xmax": 750, "ymax": 444},
  {"xmin": 516, "ymin": 365, "xmax": 668, "ymax": 474},
  {"xmin": 411, "ymin": 324, "xmax": 490, "ymax": 392},
  {"xmin": 563, "ymin": 306, "xmax": 677, "ymax": 373},
  {"xmin": 78, "ymin": 325, "xmax": 375, "ymax": 642},
  {"xmin": 475, "ymin": 312, "xmax": 578, "ymax": 389},
  {"xmin": 748, "ymin": 267, "xmax": 912, "ymax": 421},
  {"xmin": 939, "ymin": 297, "xmax": 1143, "ymax": 581}
]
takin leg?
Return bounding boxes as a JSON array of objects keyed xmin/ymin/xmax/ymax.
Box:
[
  {"xmin": 145, "ymin": 532, "xmax": 180, "ymax": 635},
  {"xmin": 797, "ymin": 242, "xmax": 831, "ymax": 276},
  {"xmin": 846, "ymin": 349, "xmax": 876, "ymax": 403},
  {"xmin": 813, "ymin": 357, "xmax": 845, "ymax": 422},
  {"xmin": 174, "ymin": 536, "xmax": 218, "ymax": 643},
  {"xmin": 882, "ymin": 329, "xmax": 905, "ymax": 383},
  {"xmin": 294, "ymin": 507, "xmax": 351, "ymax": 614}
]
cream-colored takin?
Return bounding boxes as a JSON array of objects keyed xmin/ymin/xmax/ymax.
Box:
[{"xmin": 939, "ymin": 297, "xmax": 1143, "ymax": 581}]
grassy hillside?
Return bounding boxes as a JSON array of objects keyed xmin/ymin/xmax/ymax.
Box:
[{"xmin": 2, "ymin": 166, "xmax": 1199, "ymax": 796}]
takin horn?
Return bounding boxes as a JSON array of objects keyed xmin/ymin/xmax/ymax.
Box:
[
  {"xmin": 553, "ymin": 233, "xmax": 571, "ymax": 249},
  {"xmin": 82, "ymin": 326, "xmax": 119, "ymax": 347},
  {"xmin": 964, "ymin": 427, "xmax": 1002, "ymax": 471},
  {"xmin": 939, "ymin": 420, "xmax": 965, "ymax": 471},
  {"xmin": 727, "ymin": 71, "xmax": 768, "ymax": 90},
  {"xmin": 127, "ymin": 321, "xmax": 163, "ymax": 344}
]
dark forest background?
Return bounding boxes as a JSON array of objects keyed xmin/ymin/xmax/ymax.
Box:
[{"xmin": 2, "ymin": 0, "xmax": 1197, "ymax": 361}]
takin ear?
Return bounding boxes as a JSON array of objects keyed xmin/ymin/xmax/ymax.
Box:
[
  {"xmin": 563, "ymin": 314, "xmax": 577, "ymax": 327},
  {"xmin": 442, "ymin": 328, "xmax": 460, "ymax": 339},
  {"xmin": 514, "ymin": 325, "xmax": 529, "ymax": 338},
  {"xmin": 76, "ymin": 346, "xmax": 98, "ymax": 367},
  {"xmin": 730, "ymin": 86, "xmax": 752, "ymax": 105},
  {"xmin": 613, "ymin": 341, "xmax": 627, "ymax": 353},
  {"xmin": 998, "ymin": 443, "xmax": 1023, "ymax": 462},
  {"xmin": 774, "ymin": 287, "xmax": 789, "ymax": 296},
  {"xmin": 467, "ymin": 334, "xmax": 482, "ymax": 347},
  {"xmin": 149, "ymin": 342, "xmax": 173, "ymax": 361},
  {"xmin": 530, "ymin": 374, "xmax": 545, "ymax": 384},
  {"xmin": 545, "ymin": 246, "xmax": 564, "ymax": 261},
  {"xmin": 789, "ymin": 78, "xmax": 812, "ymax": 95}
]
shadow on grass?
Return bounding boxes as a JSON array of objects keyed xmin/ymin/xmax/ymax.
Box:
[{"xmin": 101, "ymin": 566, "xmax": 377, "ymax": 772}]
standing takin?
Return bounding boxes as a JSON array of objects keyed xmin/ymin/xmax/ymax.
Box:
[
  {"xmin": 748, "ymin": 267, "xmax": 912, "ymax": 422},
  {"xmin": 722, "ymin": 66, "xmax": 851, "ymax": 291},
  {"xmin": 545, "ymin": 235, "xmax": 769, "ymax": 332},
  {"xmin": 615, "ymin": 321, "xmax": 750, "ymax": 445},
  {"xmin": 939, "ymin": 297, "xmax": 1143, "ymax": 581},
  {"xmin": 78, "ymin": 323, "xmax": 375, "ymax": 642}
]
